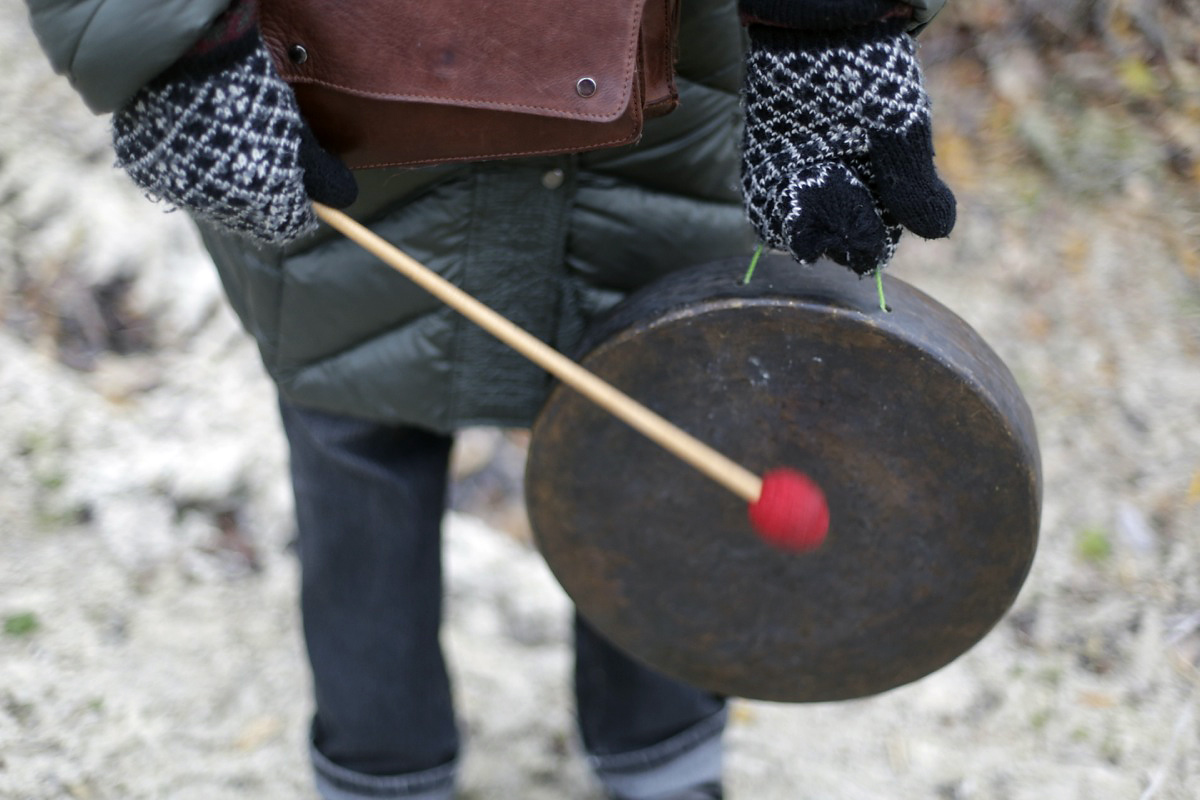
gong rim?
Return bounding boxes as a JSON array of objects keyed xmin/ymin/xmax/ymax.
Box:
[{"xmin": 526, "ymin": 254, "xmax": 1041, "ymax": 702}]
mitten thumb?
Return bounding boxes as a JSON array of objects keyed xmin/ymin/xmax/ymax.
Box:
[
  {"xmin": 869, "ymin": 122, "xmax": 956, "ymax": 240},
  {"xmin": 298, "ymin": 126, "xmax": 358, "ymax": 209}
]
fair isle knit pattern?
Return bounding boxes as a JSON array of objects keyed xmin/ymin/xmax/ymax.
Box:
[
  {"xmin": 741, "ymin": 28, "xmax": 952, "ymax": 274},
  {"xmin": 112, "ymin": 36, "xmax": 317, "ymax": 246}
]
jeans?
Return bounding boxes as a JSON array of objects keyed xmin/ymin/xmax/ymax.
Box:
[{"xmin": 279, "ymin": 398, "xmax": 726, "ymax": 800}]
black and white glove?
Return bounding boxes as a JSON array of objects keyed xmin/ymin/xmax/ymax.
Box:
[
  {"xmin": 740, "ymin": 3, "xmax": 955, "ymax": 275},
  {"xmin": 111, "ymin": 0, "xmax": 356, "ymax": 246}
]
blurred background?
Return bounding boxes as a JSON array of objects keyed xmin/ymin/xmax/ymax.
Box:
[{"xmin": 1, "ymin": 0, "xmax": 1198, "ymax": 798}]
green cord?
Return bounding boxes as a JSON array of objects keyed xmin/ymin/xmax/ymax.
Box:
[
  {"xmin": 742, "ymin": 243, "xmax": 765, "ymax": 285},
  {"xmin": 745, "ymin": 244, "xmax": 891, "ymax": 313}
]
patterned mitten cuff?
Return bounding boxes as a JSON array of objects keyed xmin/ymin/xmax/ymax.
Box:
[
  {"xmin": 738, "ymin": 0, "xmax": 945, "ymax": 34},
  {"xmin": 111, "ymin": 7, "xmax": 356, "ymax": 246},
  {"xmin": 740, "ymin": 20, "xmax": 955, "ymax": 275},
  {"xmin": 740, "ymin": 0, "xmax": 909, "ymax": 30}
]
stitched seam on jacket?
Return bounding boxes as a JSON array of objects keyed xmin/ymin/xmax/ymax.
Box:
[{"xmin": 445, "ymin": 167, "xmax": 483, "ymax": 426}]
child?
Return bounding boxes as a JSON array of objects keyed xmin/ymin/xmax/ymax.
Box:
[{"xmin": 24, "ymin": 0, "xmax": 951, "ymax": 797}]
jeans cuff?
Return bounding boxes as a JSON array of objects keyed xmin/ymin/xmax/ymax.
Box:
[
  {"xmin": 311, "ymin": 741, "xmax": 457, "ymax": 800},
  {"xmin": 588, "ymin": 708, "xmax": 727, "ymax": 800}
]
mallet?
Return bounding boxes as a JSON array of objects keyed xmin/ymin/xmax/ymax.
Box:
[{"xmin": 313, "ymin": 203, "xmax": 829, "ymax": 551}]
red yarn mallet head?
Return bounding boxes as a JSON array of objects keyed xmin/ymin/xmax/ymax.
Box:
[{"xmin": 747, "ymin": 468, "xmax": 830, "ymax": 552}]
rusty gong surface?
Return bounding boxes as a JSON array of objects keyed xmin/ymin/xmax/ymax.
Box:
[{"xmin": 525, "ymin": 254, "xmax": 1041, "ymax": 703}]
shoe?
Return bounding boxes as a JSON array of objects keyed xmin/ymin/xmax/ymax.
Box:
[{"xmin": 610, "ymin": 782, "xmax": 724, "ymax": 800}]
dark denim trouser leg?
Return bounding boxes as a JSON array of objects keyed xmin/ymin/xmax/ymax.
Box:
[
  {"xmin": 576, "ymin": 614, "xmax": 727, "ymax": 799},
  {"xmin": 279, "ymin": 399, "xmax": 458, "ymax": 799},
  {"xmin": 280, "ymin": 398, "xmax": 725, "ymax": 799}
]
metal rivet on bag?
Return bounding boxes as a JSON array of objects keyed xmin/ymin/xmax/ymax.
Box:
[
  {"xmin": 575, "ymin": 77, "xmax": 598, "ymax": 98},
  {"xmin": 288, "ymin": 44, "xmax": 309, "ymax": 65}
]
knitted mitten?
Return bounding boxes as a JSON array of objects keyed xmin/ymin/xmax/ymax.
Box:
[
  {"xmin": 741, "ymin": 18, "xmax": 955, "ymax": 275},
  {"xmin": 111, "ymin": 0, "xmax": 356, "ymax": 246}
]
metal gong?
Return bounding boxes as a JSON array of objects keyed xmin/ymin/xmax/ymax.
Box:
[{"xmin": 525, "ymin": 254, "xmax": 1041, "ymax": 703}]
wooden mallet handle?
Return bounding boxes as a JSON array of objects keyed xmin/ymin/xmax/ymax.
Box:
[{"xmin": 312, "ymin": 203, "xmax": 763, "ymax": 502}]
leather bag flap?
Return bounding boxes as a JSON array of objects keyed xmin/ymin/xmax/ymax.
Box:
[{"xmin": 261, "ymin": 0, "xmax": 648, "ymax": 123}]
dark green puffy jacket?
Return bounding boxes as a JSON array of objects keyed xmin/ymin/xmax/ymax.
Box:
[
  {"xmin": 25, "ymin": 0, "xmax": 941, "ymax": 432},
  {"xmin": 204, "ymin": 0, "xmax": 756, "ymax": 432}
]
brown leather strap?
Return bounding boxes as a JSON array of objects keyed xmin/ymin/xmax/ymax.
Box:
[{"xmin": 640, "ymin": 0, "xmax": 681, "ymax": 117}]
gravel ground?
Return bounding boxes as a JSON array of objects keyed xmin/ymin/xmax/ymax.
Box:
[{"xmin": 2, "ymin": 2, "xmax": 1200, "ymax": 798}]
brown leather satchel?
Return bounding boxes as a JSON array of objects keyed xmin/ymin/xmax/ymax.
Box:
[{"xmin": 259, "ymin": 0, "xmax": 681, "ymax": 169}]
